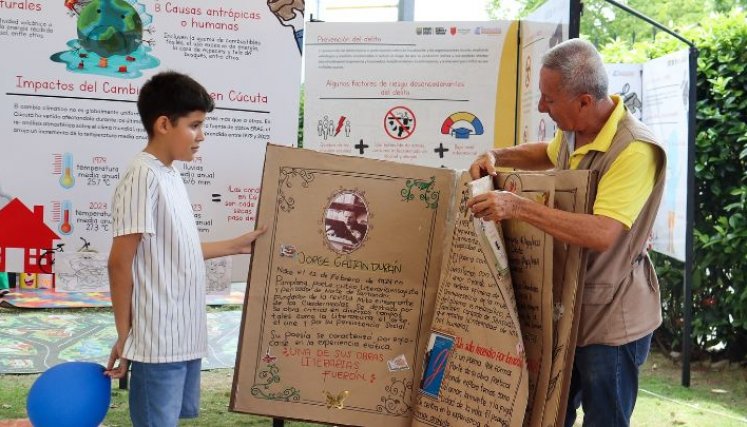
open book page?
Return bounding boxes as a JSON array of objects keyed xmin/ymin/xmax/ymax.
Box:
[
  {"xmin": 494, "ymin": 173, "xmax": 555, "ymax": 427},
  {"xmin": 467, "ymin": 176, "xmax": 511, "ymax": 278},
  {"xmin": 231, "ymin": 145, "xmax": 456, "ymax": 427},
  {"xmin": 492, "ymin": 170, "xmax": 595, "ymax": 427},
  {"xmin": 412, "ymin": 172, "xmax": 529, "ymax": 427},
  {"xmin": 528, "ymin": 170, "xmax": 596, "ymax": 427}
]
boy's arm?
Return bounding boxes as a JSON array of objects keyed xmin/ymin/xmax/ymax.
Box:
[
  {"xmin": 201, "ymin": 226, "xmax": 267, "ymax": 260},
  {"xmin": 106, "ymin": 233, "xmax": 141, "ymax": 378}
]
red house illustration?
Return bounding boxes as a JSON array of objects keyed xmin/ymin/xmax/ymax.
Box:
[{"xmin": 0, "ymin": 198, "xmax": 60, "ymax": 273}]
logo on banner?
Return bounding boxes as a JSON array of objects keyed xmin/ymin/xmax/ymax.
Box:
[{"xmin": 474, "ymin": 26, "xmax": 502, "ymax": 36}]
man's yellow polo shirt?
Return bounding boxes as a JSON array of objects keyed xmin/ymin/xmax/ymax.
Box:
[{"xmin": 546, "ymin": 95, "xmax": 660, "ymax": 229}]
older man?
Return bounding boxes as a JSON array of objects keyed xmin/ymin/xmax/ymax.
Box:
[{"xmin": 467, "ymin": 38, "xmax": 666, "ymax": 426}]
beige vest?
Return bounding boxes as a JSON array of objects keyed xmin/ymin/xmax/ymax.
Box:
[{"xmin": 556, "ymin": 110, "xmax": 667, "ymax": 346}]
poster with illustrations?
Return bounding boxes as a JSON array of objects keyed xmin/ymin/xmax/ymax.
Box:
[
  {"xmin": 642, "ymin": 49, "xmax": 689, "ymax": 261},
  {"xmin": 0, "ymin": 0, "xmax": 303, "ymax": 281},
  {"xmin": 604, "ymin": 49, "xmax": 689, "ymax": 261},
  {"xmin": 517, "ymin": 0, "xmax": 570, "ymax": 145},
  {"xmin": 302, "ymin": 20, "xmax": 519, "ymax": 169}
]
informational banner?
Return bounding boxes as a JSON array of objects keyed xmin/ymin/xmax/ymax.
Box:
[
  {"xmin": 302, "ymin": 21, "xmax": 519, "ymax": 169},
  {"xmin": 604, "ymin": 50, "xmax": 689, "ymax": 261},
  {"xmin": 642, "ymin": 49, "xmax": 689, "ymax": 261},
  {"xmin": 0, "ymin": 0, "xmax": 303, "ymax": 281},
  {"xmin": 517, "ymin": 0, "xmax": 570, "ymax": 145}
]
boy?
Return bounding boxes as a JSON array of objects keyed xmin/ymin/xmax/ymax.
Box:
[{"xmin": 105, "ymin": 71, "xmax": 265, "ymax": 426}]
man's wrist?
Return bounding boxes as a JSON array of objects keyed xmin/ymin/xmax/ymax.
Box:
[
  {"xmin": 490, "ymin": 148, "xmax": 503, "ymax": 166},
  {"xmin": 515, "ymin": 195, "xmax": 530, "ymax": 220}
]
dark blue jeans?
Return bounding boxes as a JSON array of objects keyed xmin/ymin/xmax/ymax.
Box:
[{"xmin": 564, "ymin": 333, "xmax": 652, "ymax": 427}]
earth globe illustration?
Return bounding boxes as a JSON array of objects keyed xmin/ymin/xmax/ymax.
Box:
[{"xmin": 77, "ymin": 0, "xmax": 143, "ymax": 58}]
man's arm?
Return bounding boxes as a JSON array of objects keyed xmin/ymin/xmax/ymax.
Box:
[
  {"xmin": 469, "ymin": 142, "xmax": 554, "ymax": 179},
  {"xmin": 201, "ymin": 226, "xmax": 267, "ymax": 260},
  {"xmin": 468, "ymin": 191, "xmax": 623, "ymax": 252},
  {"xmin": 106, "ymin": 233, "xmax": 141, "ymax": 378}
]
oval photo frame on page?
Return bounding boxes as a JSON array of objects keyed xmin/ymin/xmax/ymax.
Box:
[{"xmin": 323, "ymin": 190, "xmax": 369, "ymax": 254}]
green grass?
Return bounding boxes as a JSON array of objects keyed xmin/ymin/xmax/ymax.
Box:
[
  {"xmin": 0, "ymin": 370, "xmax": 323, "ymax": 426},
  {"xmin": 2, "ymin": 305, "xmax": 745, "ymax": 426},
  {"xmin": 3, "ymin": 351, "xmax": 744, "ymax": 426},
  {"xmin": 633, "ymin": 352, "xmax": 747, "ymax": 426}
]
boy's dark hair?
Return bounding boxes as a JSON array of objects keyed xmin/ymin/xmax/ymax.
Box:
[{"xmin": 137, "ymin": 71, "xmax": 215, "ymax": 137}]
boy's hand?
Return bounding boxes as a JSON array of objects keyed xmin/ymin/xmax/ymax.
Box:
[
  {"xmin": 105, "ymin": 339, "xmax": 129, "ymax": 379},
  {"xmin": 234, "ymin": 225, "xmax": 268, "ymax": 254}
]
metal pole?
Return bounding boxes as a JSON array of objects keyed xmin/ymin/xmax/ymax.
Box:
[
  {"xmin": 569, "ymin": 0, "xmax": 582, "ymax": 38},
  {"xmin": 682, "ymin": 45, "xmax": 698, "ymax": 387}
]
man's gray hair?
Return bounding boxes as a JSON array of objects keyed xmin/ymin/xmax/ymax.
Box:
[{"xmin": 541, "ymin": 38, "xmax": 608, "ymax": 100}]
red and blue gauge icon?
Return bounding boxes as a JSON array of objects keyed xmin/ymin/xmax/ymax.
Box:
[{"xmin": 440, "ymin": 112, "xmax": 484, "ymax": 139}]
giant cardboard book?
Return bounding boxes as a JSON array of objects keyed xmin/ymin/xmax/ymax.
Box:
[{"xmin": 231, "ymin": 145, "xmax": 596, "ymax": 427}]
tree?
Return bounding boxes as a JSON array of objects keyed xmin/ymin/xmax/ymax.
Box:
[
  {"xmin": 487, "ymin": 0, "xmax": 747, "ymax": 48},
  {"xmin": 486, "ymin": 0, "xmax": 545, "ymax": 19}
]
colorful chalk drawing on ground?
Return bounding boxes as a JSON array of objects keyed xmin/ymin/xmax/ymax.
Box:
[{"xmin": 0, "ymin": 311, "xmax": 243, "ymax": 373}]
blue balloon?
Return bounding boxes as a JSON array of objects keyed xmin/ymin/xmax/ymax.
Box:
[{"xmin": 27, "ymin": 361, "xmax": 111, "ymax": 427}]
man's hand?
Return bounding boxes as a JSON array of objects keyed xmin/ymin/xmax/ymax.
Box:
[
  {"xmin": 470, "ymin": 189, "xmax": 626, "ymax": 252},
  {"xmin": 469, "ymin": 151, "xmax": 498, "ymax": 180},
  {"xmin": 105, "ymin": 338, "xmax": 128, "ymax": 379},
  {"xmin": 467, "ymin": 190, "xmax": 525, "ymax": 222},
  {"xmin": 469, "ymin": 143, "xmax": 553, "ymax": 177}
]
